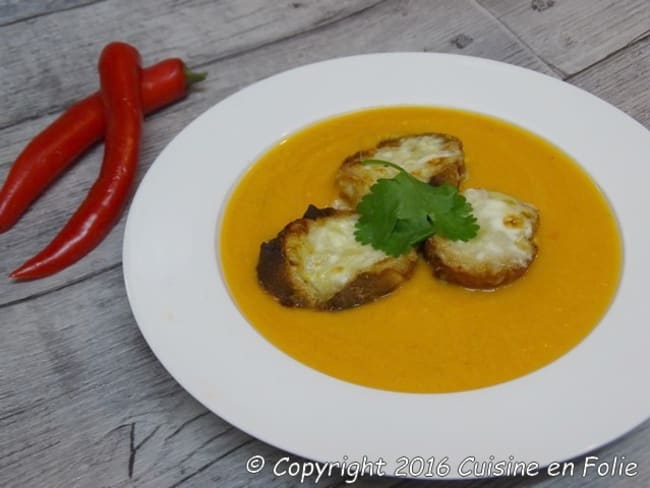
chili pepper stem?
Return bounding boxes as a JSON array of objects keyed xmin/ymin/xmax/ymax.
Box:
[{"xmin": 184, "ymin": 67, "xmax": 207, "ymax": 85}]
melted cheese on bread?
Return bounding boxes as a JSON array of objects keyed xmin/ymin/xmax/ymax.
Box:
[
  {"xmin": 424, "ymin": 189, "xmax": 539, "ymax": 289},
  {"xmin": 373, "ymin": 134, "xmax": 461, "ymax": 178},
  {"xmin": 288, "ymin": 214, "xmax": 389, "ymax": 299},
  {"xmin": 336, "ymin": 134, "xmax": 465, "ymax": 207},
  {"xmin": 257, "ymin": 207, "xmax": 417, "ymax": 310}
]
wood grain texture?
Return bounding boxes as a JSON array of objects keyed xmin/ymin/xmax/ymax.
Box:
[
  {"xmin": 0, "ymin": 0, "xmax": 382, "ymax": 129},
  {"xmin": 570, "ymin": 36, "xmax": 650, "ymax": 128},
  {"xmin": 477, "ymin": 0, "xmax": 650, "ymax": 76},
  {"xmin": 0, "ymin": 266, "xmax": 247, "ymax": 487},
  {"xmin": 0, "ymin": 0, "xmax": 102, "ymax": 26},
  {"xmin": 0, "ymin": 0, "xmax": 555, "ymax": 306}
]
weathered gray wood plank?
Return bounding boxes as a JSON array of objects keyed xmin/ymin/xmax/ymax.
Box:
[
  {"xmin": 477, "ymin": 0, "xmax": 650, "ymax": 76},
  {"xmin": 569, "ymin": 36, "xmax": 649, "ymax": 128},
  {"xmin": 1, "ymin": 266, "xmax": 648, "ymax": 487},
  {"xmin": 0, "ymin": 0, "xmax": 382, "ymax": 129},
  {"xmin": 0, "ymin": 0, "xmax": 102, "ymax": 26},
  {"xmin": 0, "ymin": 0, "xmax": 556, "ymax": 306},
  {"xmin": 0, "ymin": 266, "xmax": 244, "ymax": 487}
]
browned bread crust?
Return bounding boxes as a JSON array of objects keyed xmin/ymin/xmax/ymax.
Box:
[
  {"xmin": 422, "ymin": 189, "xmax": 540, "ymax": 289},
  {"xmin": 257, "ymin": 205, "xmax": 417, "ymax": 310},
  {"xmin": 422, "ymin": 239, "xmax": 535, "ymax": 289},
  {"xmin": 335, "ymin": 133, "xmax": 465, "ymax": 207}
]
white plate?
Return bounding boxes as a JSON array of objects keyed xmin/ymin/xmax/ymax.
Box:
[{"xmin": 123, "ymin": 53, "xmax": 650, "ymax": 480}]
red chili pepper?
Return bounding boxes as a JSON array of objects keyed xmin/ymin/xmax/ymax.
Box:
[
  {"xmin": 0, "ymin": 58, "xmax": 205, "ymax": 233},
  {"xmin": 10, "ymin": 42, "xmax": 145, "ymax": 280}
]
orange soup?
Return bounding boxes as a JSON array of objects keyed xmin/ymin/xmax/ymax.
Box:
[{"xmin": 220, "ymin": 106, "xmax": 622, "ymax": 393}]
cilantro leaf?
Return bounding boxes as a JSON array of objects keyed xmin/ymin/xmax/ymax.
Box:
[{"xmin": 354, "ymin": 160, "xmax": 479, "ymax": 256}]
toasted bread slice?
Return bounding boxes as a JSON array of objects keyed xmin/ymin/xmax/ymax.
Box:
[
  {"xmin": 423, "ymin": 189, "xmax": 539, "ymax": 289},
  {"xmin": 335, "ymin": 133, "xmax": 465, "ymax": 207},
  {"xmin": 257, "ymin": 206, "xmax": 417, "ymax": 310}
]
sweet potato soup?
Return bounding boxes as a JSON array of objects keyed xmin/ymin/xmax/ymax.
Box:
[{"xmin": 220, "ymin": 106, "xmax": 622, "ymax": 393}]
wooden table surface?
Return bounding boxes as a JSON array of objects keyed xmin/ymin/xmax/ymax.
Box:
[{"xmin": 1, "ymin": 1, "xmax": 648, "ymax": 486}]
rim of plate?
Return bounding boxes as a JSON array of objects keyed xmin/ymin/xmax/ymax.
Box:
[{"xmin": 122, "ymin": 52, "xmax": 650, "ymax": 480}]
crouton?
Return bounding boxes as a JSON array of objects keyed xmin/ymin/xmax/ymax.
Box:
[
  {"xmin": 423, "ymin": 189, "xmax": 539, "ymax": 289},
  {"xmin": 257, "ymin": 205, "xmax": 417, "ymax": 310},
  {"xmin": 335, "ymin": 133, "xmax": 465, "ymax": 207}
]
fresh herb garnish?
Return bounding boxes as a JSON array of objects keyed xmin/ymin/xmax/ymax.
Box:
[{"xmin": 354, "ymin": 159, "xmax": 479, "ymax": 256}]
